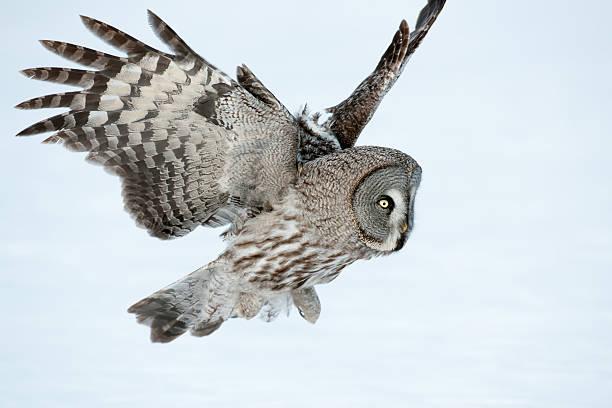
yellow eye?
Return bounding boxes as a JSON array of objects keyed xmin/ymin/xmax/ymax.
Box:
[{"xmin": 378, "ymin": 199, "xmax": 389, "ymax": 209}]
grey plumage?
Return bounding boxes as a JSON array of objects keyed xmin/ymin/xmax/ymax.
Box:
[
  {"xmin": 322, "ymin": 0, "xmax": 446, "ymax": 148},
  {"xmin": 16, "ymin": 2, "xmax": 445, "ymax": 342},
  {"xmin": 18, "ymin": 12, "xmax": 298, "ymax": 239}
]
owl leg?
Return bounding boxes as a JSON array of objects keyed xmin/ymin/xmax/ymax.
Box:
[{"xmin": 292, "ymin": 287, "xmax": 321, "ymax": 324}]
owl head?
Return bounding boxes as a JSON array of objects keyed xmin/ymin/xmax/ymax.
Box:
[
  {"xmin": 297, "ymin": 146, "xmax": 421, "ymax": 256},
  {"xmin": 352, "ymin": 162, "xmax": 421, "ymax": 252}
]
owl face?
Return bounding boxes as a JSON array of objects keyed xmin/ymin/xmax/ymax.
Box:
[{"xmin": 352, "ymin": 165, "xmax": 421, "ymax": 252}]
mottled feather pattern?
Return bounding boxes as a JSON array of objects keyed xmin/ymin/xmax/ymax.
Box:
[
  {"xmin": 17, "ymin": 2, "xmax": 443, "ymax": 342},
  {"xmin": 126, "ymin": 143, "xmax": 420, "ymax": 342},
  {"xmin": 17, "ymin": 10, "xmax": 298, "ymax": 239},
  {"xmin": 128, "ymin": 264, "xmax": 218, "ymax": 342},
  {"xmin": 236, "ymin": 64, "xmax": 286, "ymax": 112}
]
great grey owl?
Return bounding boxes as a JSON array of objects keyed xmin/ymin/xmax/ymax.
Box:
[{"xmin": 16, "ymin": 1, "xmax": 445, "ymax": 342}]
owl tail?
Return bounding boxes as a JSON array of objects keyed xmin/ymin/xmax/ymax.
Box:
[{"xmin": 127, "ymin": 261, "xmax": 240, "ymax": 343}]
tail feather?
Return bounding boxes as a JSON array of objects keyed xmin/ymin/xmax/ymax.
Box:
[
  {"xmin": 128, "ymin": 261, "xmax": 317, "ymax": 342},
  {"xmin": 128, "ymin": 265, "xmax": 225, "ymax": 343},
  {"xmin": 191, "ymin": 320, "xmax": 224, "ymax": 337}
]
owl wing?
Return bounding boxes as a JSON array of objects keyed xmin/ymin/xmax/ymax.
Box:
[
  {"xmin": 16, "ymin": 11, "xmax": 299, "ymax": 239},
  {"xmin": 323, "ymin": 0, "xmax": 446, "ymax": 148}
]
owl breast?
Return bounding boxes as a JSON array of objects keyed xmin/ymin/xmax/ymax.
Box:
[{"xmin": 226, "ymin": 197, "xmax": 364, "ymax": 291}]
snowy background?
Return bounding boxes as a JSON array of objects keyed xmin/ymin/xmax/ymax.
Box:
[{"xmin": 1, "ymin": 0, "xmax": 611, "ymax": 407}]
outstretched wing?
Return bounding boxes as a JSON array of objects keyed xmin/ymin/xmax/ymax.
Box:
[
  {"xmin": 16, "ymin": 11, "xmax": 298, "ymax": 239},
  {"xmin": 323, "ymin": 0, "xmax": 446, "ymax": 148}
]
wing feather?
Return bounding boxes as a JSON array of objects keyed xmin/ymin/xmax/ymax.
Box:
[
  {"xmin": 80, "ymin": 15, "xmax": 164, "ymax": 57},
  {"xmin": 16, "ymin": 11, "xmax": 298, "ymax": 239},
  {"xmin": 39, "ymin": 39, "xmax": 127, "ymax": 70},
  {"xmin": 323, "ymin": 0, "xmax": 446, "ymax": 148},
  {"xmin": 146, "ymin": 9, "xmax": 196, "ymax": 59},
  {"xmin": 236, "ymin": 64, "xmax": 286, "ymax": 112},
  {"xmin": 19, "ymin": 67, "xmax": 99, "ymax": 87}
]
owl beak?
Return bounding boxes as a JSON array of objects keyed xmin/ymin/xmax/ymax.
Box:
[
  {"xmin": 393, "ymin": 217, "xmax": 411, "ymax": 251},
  {"xmin": 396, "ymin": 210, "xmax": 414, "ymax": 250}
]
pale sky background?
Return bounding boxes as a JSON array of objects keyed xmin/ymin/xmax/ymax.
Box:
[{"xmin": 1, "ymin": 0, "xmax": 611, "ymax": 407}]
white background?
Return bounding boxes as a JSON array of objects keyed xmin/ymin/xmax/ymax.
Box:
[{"xmin": 1, "ymin": 1, "xmax": 611, "ymax": 407}]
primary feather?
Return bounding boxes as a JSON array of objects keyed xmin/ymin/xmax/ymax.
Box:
[{"xmin": 17, "ymin": 10, "xmax": 299, "ymax": 239}]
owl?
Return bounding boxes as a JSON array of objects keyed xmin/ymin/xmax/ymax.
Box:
[{"xmin": 16, "ymin": 1, "xmax": 445, "ymax": 342}]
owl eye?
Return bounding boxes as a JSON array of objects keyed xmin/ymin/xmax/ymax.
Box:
[{"xmin": 377, "ymin": 196, "xmax": 394, "ymax": 211}]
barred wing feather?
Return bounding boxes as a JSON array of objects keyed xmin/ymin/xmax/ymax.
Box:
[{"xmin": 16, "ymin": 11, "xmax": 298, "ymax": 239}]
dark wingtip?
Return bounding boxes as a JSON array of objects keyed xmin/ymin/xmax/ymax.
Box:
[
  {"xmin": 19, "ymin": 68, "xmax": 34, "ymax": 78},
  {"xmin": 79, "ymin": 15, "xmax": 97, "ymax": 31},
  {"xmin": 38, "ymin": 39, "xmax": 57, "ymax": 53},
  {"xmin": 146, "ymin": 9, "xmax": 162, "ymax": 27},
  {"xmin": 236, "ymin": 63, "xmax": 252, "ymax": 81},
  {"xmin": 236, "ymin": 64, "xmax": 245, "ymax": 77},
  {"xmin": 16, "ymin": 127, "xmax": 34, "ymax": 136}
]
